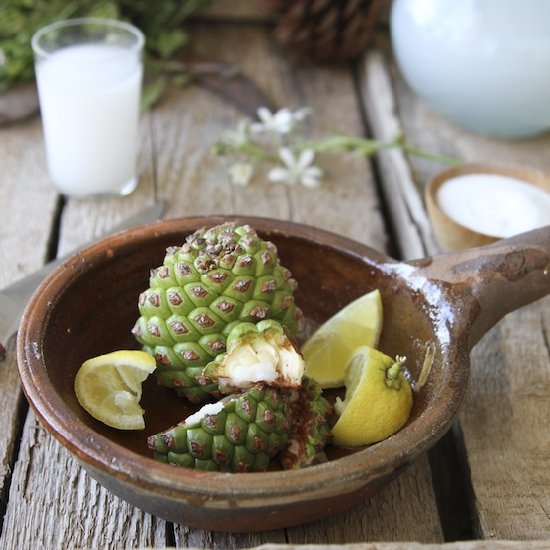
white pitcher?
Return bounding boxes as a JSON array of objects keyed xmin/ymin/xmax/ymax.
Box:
[{"xmin": 391, "ymin": 0, "xmax": 550, "ymax": 138}]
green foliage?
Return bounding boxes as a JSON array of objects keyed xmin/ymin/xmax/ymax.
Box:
[{"xmin": 0, "ymin": 0, "xmax": 211, "ymax": 93}]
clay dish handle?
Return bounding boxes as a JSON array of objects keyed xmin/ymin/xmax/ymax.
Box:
[{"xmin": 409, "ymin": 225, "xmax": 550, "ymax": 350}]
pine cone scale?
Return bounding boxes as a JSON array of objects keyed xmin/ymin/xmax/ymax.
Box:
[{"xmin": 267, "ymin": 0, "xmax": 383, "ymax": 63}]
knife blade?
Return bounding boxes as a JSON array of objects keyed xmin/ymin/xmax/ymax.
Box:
[{"xmin": 0, "ymin": 201, "xmax": 165, "ymax": 355}]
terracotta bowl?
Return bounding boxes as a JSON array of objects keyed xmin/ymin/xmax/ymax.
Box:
[
  {"xmin": 17, "ymin": 216, "xmax": 550, "ymax": 532},
  {"xmin": 425, "ymin": 163, "xmax": 550, "ymax": 251}
]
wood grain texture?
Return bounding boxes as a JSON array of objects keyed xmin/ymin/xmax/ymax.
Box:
[
  {"xmin": 285, "ymin": 456, "xmax": 442, "ymax": 544},
  {"xmin": 0, "ymin": 117, "xmax": 58, "ymax": 286},
  {"xmin": 463, "ymin": 302, "xmax": 550, "ymax": 540},
  {"xmin": 0, "ymin": 106, "xmax": 59, "ymax": 537},
  {"xmin": 0, "ymin": 412, "xmax": 168, "ymax": 549},
  {"xmin": 155, "ymin": 23, "xmax": 388, "ymax": 250},
  {"xmin": 0, "ymin": 336, "xmax": 25, "ymax": 512},
  {"xmin": 0, "ymin": 96, "xmax": 168, "ymax": 550},
  {"xmin": 362, "ymin": 42, "xmax": 550, "ymax": 541},
  {"xmin": 359, "ymin": 50, "xmax": 440, "ymax": 260}
]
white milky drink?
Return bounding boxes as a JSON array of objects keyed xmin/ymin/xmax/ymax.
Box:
[
  {"xmin": 32, "ymin": 18, "xmax": 144, "ymax": 197},
  {"xmin": 35, "ymin": 43, "xmax": 143, "ymax": 196}
]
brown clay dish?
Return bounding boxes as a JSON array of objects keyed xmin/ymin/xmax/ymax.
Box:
[
  {"xmin": 17, "ymin": 216, "xmax": 550, "ymax": 532},
  {"xmin": 425, "ymin": 163, "xmax": 550, "ymax": 252}
]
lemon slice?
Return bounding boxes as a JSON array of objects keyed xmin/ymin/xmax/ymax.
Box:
[
  {"xmin": 74, "ymin": 350, "xmax": 156, "ymax": 430},
  {"xmin": 331, "ymin": 346, "xmax": 413, "ymax": 447},
  {"xmin": 302, "ymin": 289, "xmax": 383, "ymax": 388}
]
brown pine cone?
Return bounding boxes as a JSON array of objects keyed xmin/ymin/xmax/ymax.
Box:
[{"xmin": 267, "ymin": 0, "xmax": 383, "ymax": 63}]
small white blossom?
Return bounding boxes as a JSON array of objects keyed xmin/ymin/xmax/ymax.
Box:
[
  {"xmin": 268, "ymin": 147, "xmax": 323, "ymax": 188},
  {"xmin": 251, "ymin": 107, "xmax": 311, "ymax": 135},
  {"xmin": 228, "ymin": 162, "xmax": 254, "ymax": 186}
]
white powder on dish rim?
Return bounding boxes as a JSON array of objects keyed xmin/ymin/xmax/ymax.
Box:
[{"xmin": 436, "ymin": 174, "xmax": 550, "ymax": 238}]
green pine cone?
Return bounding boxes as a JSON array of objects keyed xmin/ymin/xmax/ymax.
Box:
[
  {"xmin": 148, "ymin": 384, "xmax": 291, "ymax": 472},
  {"xmin": 279, "ymin": 376, "xmax": 334, "ymax": 469},
  {"xmin": 132, "ymin": 222, "xmax": 303, "ymax": 403}
]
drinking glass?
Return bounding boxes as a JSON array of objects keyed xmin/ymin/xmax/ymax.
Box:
[{"xmin": 32, "ymin": 18, "xmax": 145, "ymax": 197}]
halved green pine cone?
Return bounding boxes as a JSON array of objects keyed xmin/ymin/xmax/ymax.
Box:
[
  {"xmin": 279, "ymin": 376, "xmax": 334, "ymax": 469},
  {"xmin": 148, "ymin": 384, "xmax": 291, "ymax": 472},
  {"xmin": 132, "ymin": 222, "xmax": 303, "ymax": 403},
  {"xmin": 204, "ymin": 319, "xmax": 304, "ymax": 394}
]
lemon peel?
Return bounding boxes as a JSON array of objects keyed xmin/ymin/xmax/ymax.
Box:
[
  {"xmin": 74, "ymin": 350, "xmax": 156, "ymax": 430},
  {"xmin": 331, "ymin": 346, "xmax": 413, "ymax": 447},
  {"xmin": 302, "ymin": 289, "xmax": 383, "ymax": 388}
]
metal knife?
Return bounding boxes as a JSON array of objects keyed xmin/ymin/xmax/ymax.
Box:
[{"xmin": 0, "ymin": 201, "xmax": 165, "ymax": 355}]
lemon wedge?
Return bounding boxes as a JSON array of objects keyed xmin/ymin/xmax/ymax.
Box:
[
  {"xmin": 74, "ymin": 350, "xmax": 156, "ymax": 430},
  {"xmin": 302, "ymin": 289, "xmax": 383, "ymax": 388},
  {"xmin": 331, "ymin": 346, "xmax": 413, "ymax": 447}
]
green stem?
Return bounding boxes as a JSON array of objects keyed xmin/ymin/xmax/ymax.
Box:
[
  {"xmin": 302, "ymin": 134, "xmax": 461, "ymax": 165},
  {"xmin": 385, "ymin": 355, "xmax": 407, "ymax": 390},
  {"xmin": 398, "ymin": 142, "xmax": 461, "ymax": 165},
  {"xmin": 212, "ymin": 140, "xmax": 279, "ymax": 163},
  {"xmin": 302, "ymin": 136, "xmax": 389, "ymax": 155},
  {"xmin": 239, "ymin": 143, "xmax": 279, "ymax": 162}
]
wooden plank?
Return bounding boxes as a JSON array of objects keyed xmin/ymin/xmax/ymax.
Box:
[
  {"xmin": 360, "ymin": 44, "xmax": 550, "ymax": 541},
  {"xmin": 0, "ymin": 115, "xmax": 59, "ymax": 526},
  {"xmin": 0, "ymin": 116, "xmax": 59, "ymax": 285},
  {"xmin": 286, "ymin": 456, "xmax": 442, "ymax": 544},
  {"xmin": 0, "ymin": 337, "xmax": 25, "ymax": 513},
  {"xmin": 154, "ymin": 22, "xmax": 388, "ymax": 248},
  {"xmin": 175, "ymin": 525, "xmax": 287, "ymax": 548},
  {"xmin": 462, "ymin": 301, "xmax": 550, "ymax": 540},
  {"xmin": 358, "ymin": 49, "xmax": 439, "ymax": 260},
  {"xmin": 0, "ymin": 110, "xmax": 166, "ymax": 548},
  {"xmin": 0, "ymin": 412, "xmax": 168, "ymax": 549}
]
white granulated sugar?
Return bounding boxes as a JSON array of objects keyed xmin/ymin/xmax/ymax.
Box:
[{"xmin": 437, "ymin": 174, "xmax": 550, "ymax": 238}]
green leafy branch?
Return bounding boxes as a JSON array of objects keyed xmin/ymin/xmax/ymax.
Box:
[{"xmin": 0, "ymin": 0, "xmax": 212, "ymax": 94}]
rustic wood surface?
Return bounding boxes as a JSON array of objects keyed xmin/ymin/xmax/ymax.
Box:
[
  {"xmin": 0, "ymin": 6, "xmax": 549, "ymax": 550},
  {"xmin": 362, "ymin": 39, "xmax": 550, "ymax": 542}
]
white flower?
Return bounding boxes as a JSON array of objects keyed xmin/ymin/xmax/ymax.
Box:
[
  {"xmin": 251, "ymin": 107, "xmax": 311, "ymax": 135},
  {"xmin": 268, "ymin": 147, "xmax": 323, "ymax": 188},
  {"xmin": 228, "ymin": 162, "xmax": 254, "ymax": 186}
]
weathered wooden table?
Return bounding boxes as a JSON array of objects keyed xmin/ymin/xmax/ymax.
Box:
[{"xmin": 0, "ymin": 6, "xmax": 549, "ymax": 549}]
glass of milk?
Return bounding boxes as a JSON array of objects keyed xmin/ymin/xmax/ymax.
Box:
[{"xmin": 32, "ymin": 18, "xmax": 145, "ymax": 197}]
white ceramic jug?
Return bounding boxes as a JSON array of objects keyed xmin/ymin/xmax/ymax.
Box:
[{"xmin": 391, "ymin": 0, "xmax": 550, "ymax": 138}]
